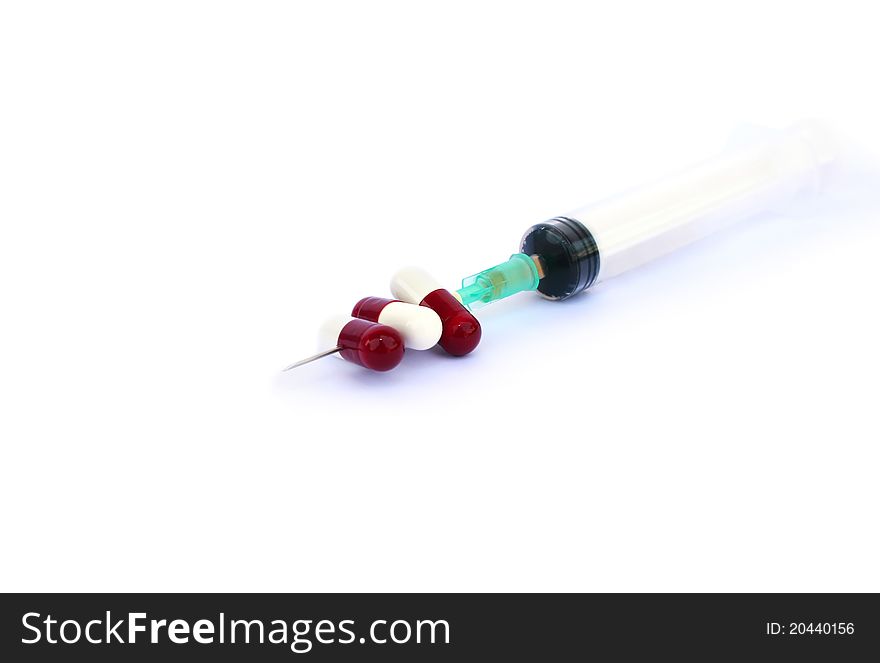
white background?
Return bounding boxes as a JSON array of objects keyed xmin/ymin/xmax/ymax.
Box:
[{"xmin": 1, "ymin": 1, "xmax": 878, "ymax": 592}]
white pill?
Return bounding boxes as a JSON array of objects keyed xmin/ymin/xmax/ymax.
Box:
[
  {"xmin": 351, "ymin": 297, "xmax": 441, "ymax": 350},
  {"xmin": 390, "ymin": 266, "xmax": 463, "ymax": 304}
]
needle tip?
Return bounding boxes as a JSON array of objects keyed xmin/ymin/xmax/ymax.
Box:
[{"xmin": 281, "ymin": 346, "xmax": 342, "ymax": 372}]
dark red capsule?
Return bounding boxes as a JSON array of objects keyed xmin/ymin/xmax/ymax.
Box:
[
  {"xmin": 336, "ymin": 318, "xmax": 404, "ymax": 371},
  {"xmin": 421, "ymin": 289, "xmax": 481, "ymax": 356}
]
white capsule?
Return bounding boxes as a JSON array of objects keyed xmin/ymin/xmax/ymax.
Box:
[
  {"xmin": 390, "ymin": 266, "xmax": 462, "ymax": 305},
  {"xmin": 351, "ymin": 297, "xmax": 441, "ymax": 350}
]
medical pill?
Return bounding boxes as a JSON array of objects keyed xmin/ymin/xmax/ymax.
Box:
[
  {"xmin": 317, "ymin": 315, "xmax": 404, "ymax": 371},
  {"xmin": 351, "ymin": 297, "xmax": 442, "ymax": 351},
  {"xmin": 390, "ymin": 267, "xmax": 481, "ymax": 356}
]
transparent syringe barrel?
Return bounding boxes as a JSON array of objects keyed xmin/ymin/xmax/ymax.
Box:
[{"xmin": 543, "ymin": 122, "xmax": 835, "ymax": 296}]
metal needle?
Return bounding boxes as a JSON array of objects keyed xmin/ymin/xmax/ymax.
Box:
[{"xmin": 282, "ymin": 346, "xmax": 342, "ymax": 371}]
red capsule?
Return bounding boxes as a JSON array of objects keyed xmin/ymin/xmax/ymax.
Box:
[
  {"xmin": 390, "ymin": 267, "xmax": 481, "ymax": 356},
  {"xmin": 320, "ymin": 316, "xmax": 405, "ymax": 371},
  {"xmin": 351, "ymin": 297, "xmax": 443, "ymax": 351},
  {"xmin": 421, "ymin": 289, "xmax": 482, "ymax": 356}
]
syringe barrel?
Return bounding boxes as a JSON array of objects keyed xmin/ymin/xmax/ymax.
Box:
[{"xmin": 521, "ymin": 122, "xmax": 835, "ymax": 300}]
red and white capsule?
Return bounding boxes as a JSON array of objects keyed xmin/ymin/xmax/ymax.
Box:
[
  {"xmin": 390, "ymin": 267, "xmax": 481, "ymax": 356},
  {"xmin": 351, "ymin": 297, "xmax": 442, "ymax": 351},
  {"xmin": 284, "ymin": 315, "xmax": 405, "ymax": 372}
]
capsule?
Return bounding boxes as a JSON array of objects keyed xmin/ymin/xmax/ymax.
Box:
[
  {"xmin": 390, "ymin": 267, "xmax": 481, "ymax": 356},
  {"xmin": 351, "ymin": 297, "xmax": 442, "ymax": 351},
  {"xmin": 318, "ymin": 315, "xmax": 405, "ymax": 371}
]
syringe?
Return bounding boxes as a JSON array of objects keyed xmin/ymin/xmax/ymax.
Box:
[
  {"xmin": 455, "ymin": 122, "xmax": 836, "ymax": 307},
  {"xmin": 288, "ymin": 121, "xmax": 837, "ymax": 373}
]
